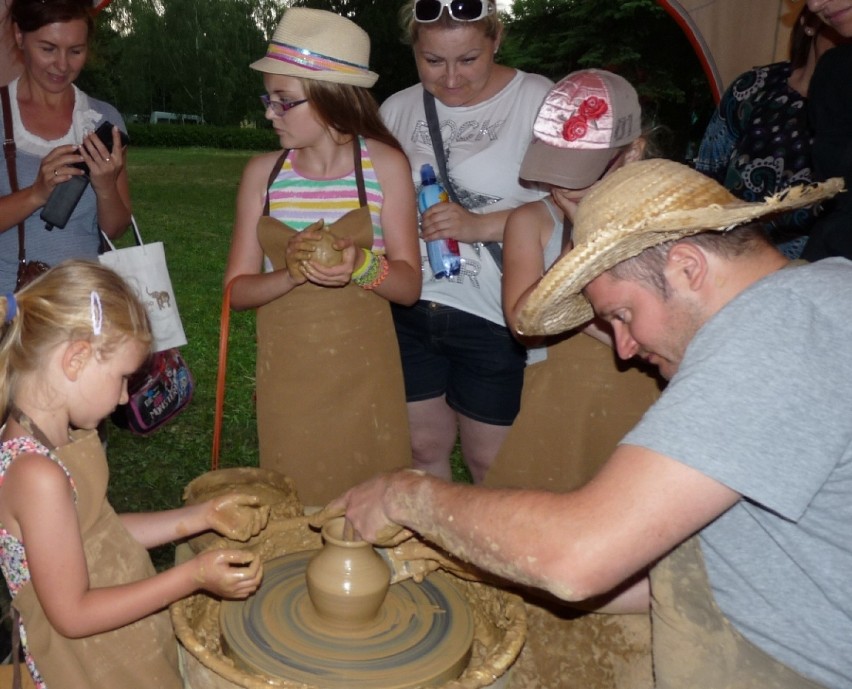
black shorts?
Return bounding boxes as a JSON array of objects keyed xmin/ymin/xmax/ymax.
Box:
[{"xmin": 391, "ymin": 301, "xmax": 526, "ymax": 426}]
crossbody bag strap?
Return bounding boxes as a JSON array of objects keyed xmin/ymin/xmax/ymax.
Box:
[
  {"xmin": 0, "ymin": 85, "xmax": 27, "ymax": 269},
  {"xmin": 422, "ymin": 89, "xmax": 503, "ymax": 273},
  {"xmin": 423, "ymin": 90, "xmax": 462, "ymax": 206}
]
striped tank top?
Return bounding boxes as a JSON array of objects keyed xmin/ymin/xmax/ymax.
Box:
[{"xmin": 267, "ymin": 136, "xmax": 385, "ymax": 253}]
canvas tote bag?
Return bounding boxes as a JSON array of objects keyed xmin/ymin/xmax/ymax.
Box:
[{"xmin": 98, "ymin": 216, "xmax": 187, "ymax": 351}]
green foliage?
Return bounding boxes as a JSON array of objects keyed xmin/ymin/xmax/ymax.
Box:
[
  {"xmin": 107, "ymin": 147, "xmax": 260, "ymax": 567},
  {"xmin": 91, "ymin": 0, "xmax": 270, "ymax": 127},
  {"xmin": 501, "ymin": 0, "xmax": 714, "ymax": 159},
  {"xmin": 79, "ymin": 0, "xmax": 714, "ymax": 149},
  {"xmin": 126, "ymin": 123, "xmax": 279, "ymax": 150},
  {"xmin": 290, "ymin": 0, "xmax": 421, "ymax": 104}
]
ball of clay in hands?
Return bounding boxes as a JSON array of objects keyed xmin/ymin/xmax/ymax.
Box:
[{"xmin": 285, "ymin": 220, "xmax": 343, "ymax": 280}]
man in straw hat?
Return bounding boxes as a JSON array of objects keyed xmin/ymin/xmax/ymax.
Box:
[{"xmin": 315, "ymin": 159, "xmax": 850, "ymax": 688}]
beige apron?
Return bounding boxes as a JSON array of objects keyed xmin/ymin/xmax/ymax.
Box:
[
  {"xmin": 12, "ymin": 430, "xmax": 182, "ymax": 689},
  {"xmin": 651, "ymin": 536, "xmax": 827, "ymax": 689},
  {"xmin": 255, "ymin": 147, "xmax": 411, "ymax": 507},
  {"xmin": 485, "ymin": 332, "xmax": 660, "ymax": 689},
  {"xmin": 486, "ymin": 331, "xmax": 662, "ymax": 491}
]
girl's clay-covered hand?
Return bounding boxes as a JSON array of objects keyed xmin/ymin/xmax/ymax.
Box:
[
  {"xmin": 303, "ymin": 235, "xmax": 359, "ymax": 288},
  {"xmin": 284, "ymin": 227, "xmax": 322, "ymax": 283},
  {"xmin": 206, "ymin": 494, "xmax": 271, "ymax": 542},
  {"xmin": 193, "ymin": 550, "xmax": 263, "ymax": 599}
]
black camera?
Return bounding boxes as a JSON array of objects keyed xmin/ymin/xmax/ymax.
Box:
[{"xmin": 40, "ymin": 121, "xmax": 130, "ymax": 230}]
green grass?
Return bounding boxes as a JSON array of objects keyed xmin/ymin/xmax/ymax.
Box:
[
  {"xmin": 107, "ymin": 147, "xmax": 469, "ymax": 568},
  {"xmin": 106, "ymin": 148, "xmax": 261, "ymax": 566}
]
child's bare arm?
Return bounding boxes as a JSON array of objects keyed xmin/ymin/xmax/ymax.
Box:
[{"xmin": 119, "ymin": 493, "xmax": 270, "ymax": 548}]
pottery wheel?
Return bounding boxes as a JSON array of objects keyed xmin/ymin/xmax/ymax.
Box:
[{"xmin": 220, "ymin": 550, "xmax": 475, "ymax": 689}]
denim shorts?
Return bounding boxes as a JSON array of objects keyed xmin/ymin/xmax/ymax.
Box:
[{"xmin": 391, "ymin": 301, "xmax": 526, "ymax": 426}]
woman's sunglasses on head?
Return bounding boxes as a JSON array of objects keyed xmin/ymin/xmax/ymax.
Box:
[{"xmin": 414, "ymin": 0, "xmax": 495, "ymax": 23}]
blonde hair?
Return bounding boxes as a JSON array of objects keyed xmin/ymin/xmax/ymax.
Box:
[
  {"xmin": 399, "ymin": 0, "xmax": 502, "ymax": 45},
  {"xmin": 0, "ymin": 260, "xmax": 152, "ymax": 420}
]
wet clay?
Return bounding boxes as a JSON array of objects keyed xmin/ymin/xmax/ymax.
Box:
[
  {"xmin": 305, "ymin": 517, "xmax": 392, "ymax": 626},
  {"xmin": 182, "ymin": 467, "xmax": 304, "ymax": 553},
  {"xmin": 171, "ymin": 501, "xmax": 526, "ymax": 689},
  {"xmin": 220, "ymin": 550, "xmax": 474, "ymax": 688}
]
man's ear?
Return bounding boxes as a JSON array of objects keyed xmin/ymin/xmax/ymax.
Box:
[
  {"xmin": 62, "ymin": 341, "xmax": 93, "ymax": 382},
  {"xmin": 665, "ymin": 241, "xmax": 708, "ymax": 293}
]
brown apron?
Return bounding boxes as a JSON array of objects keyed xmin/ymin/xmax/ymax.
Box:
[
  {"xmin": 486, "ymin": 331, "xmax": 662, "ymax": 492},
  {"xmin": 12, "ymin": 430, "xmax": 182, "ymax": 689},
  {"xmin": 255, "ymin": 145, "xmax": 411, "ymax": 508},
  {"xmin": 651, "ymin": 536, "xmax": 827, "ymax": 689},
  {"xmin": 486, "ymin": 332, "xmax": 660, "ymax": 689}
]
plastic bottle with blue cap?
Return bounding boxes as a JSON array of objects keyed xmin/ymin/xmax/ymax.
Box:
[{"xmin": 418, "ymin": 164, "xmax": 460, "ymax": 279}]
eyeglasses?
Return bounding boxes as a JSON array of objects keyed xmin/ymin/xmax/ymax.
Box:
[
  {"xmin": 414, "ymin": 0, "xmax": 495, "ymax": 23},
  {"xmin": 260, "ymin": 94, "xmax": 308, "ymax": 117}
]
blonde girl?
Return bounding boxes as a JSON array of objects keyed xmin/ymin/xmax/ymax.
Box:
[{"xmin": 0, "ymin": 261, "xmax": 267, "ymax": 689}]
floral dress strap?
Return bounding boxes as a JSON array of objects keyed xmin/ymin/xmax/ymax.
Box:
[{"xmin": 0, "ymin": 435, "xmax": 77, "ymax": 594}]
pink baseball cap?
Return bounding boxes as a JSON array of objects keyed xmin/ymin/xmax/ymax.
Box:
[{"xmin": 520, "ymin": 69, "xmax": 642, "ymax": 189}]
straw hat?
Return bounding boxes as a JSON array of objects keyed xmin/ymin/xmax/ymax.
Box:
[
  {"xmin": 517, "ymin": 159, "xmax": 844, "ymax": 336},
  {"xmin": 520, "ymin": 69, "xmax": 642, "ymax": 189},
  {"xmin": 250, "ymin": 8, "xmax": 378, "ymax": 88}
]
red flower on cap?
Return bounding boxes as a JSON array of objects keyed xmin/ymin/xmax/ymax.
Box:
[
  {"xmin": 562, "ymin": 115, "xmax": 588, "ymax": 142},
  {"xmin": 578, "ymin": 96, "xmax": 608, "ymax": 119}
]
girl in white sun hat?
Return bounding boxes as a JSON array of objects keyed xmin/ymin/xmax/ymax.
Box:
[{"xmin": 224, "ymin": 8, "xmax": 421, "ymax": 507}]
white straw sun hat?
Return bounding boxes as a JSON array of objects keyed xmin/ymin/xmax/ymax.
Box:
[
  {"xmin": 250, "ymin": 7, "xmax": 378, "ymax": 88},
  {"xmin": 517, "ymin": 159, "xmax": 844, "ymax": 336}
]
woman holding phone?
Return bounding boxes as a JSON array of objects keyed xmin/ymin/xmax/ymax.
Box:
[{"xmin": 0, "ymin": 0, "xmax": 130, "ymax": 293}]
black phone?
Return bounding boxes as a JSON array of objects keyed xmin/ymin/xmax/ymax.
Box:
[
  {"xmin": 41, "ymin": 121, "xmax": 130, "ymax": 230},
  {"xmin": 72, "ymin": 120, "xmax": 130, "ymax": 175}
]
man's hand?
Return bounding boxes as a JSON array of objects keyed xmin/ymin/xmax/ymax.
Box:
[
  {"xmin": 379, "ymin": 536, "xmax": 483, "ymax": 584},
  {"xmin": 309, "ymin": 471, "xmax": 426, "ymax": 546}
]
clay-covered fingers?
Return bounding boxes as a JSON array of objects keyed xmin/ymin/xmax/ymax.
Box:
[
  {"xmin": 194, "ymin": 550, "xmax": 263, "ymax": 599},
  {"xmin": 389, "ymin": 538, "xmax": 482, "ymax": 583},
  {"xmin": 308, "ymin": 500, "xmax": 346, "ymax": 531},
  {"xmin": 207, "ymin": 493, "xmax": 271, "ymax": 541},
  {"xmin": 284, "ymin": 232, "xmax": 321, "ymax": 281},
  {"xmin": 378, "ymin": 537, "xmax": 440, "ymax": 584},
  {"xmin": 309, "ymin": 476, "xmax": 409, "ymax": 546}
]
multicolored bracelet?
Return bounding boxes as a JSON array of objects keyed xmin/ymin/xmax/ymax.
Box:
[
  {"xmin": 352, "ymin": 248, "xmax": 374, "ymax": 283},
  {"xmin": 363, "ymin": 255, "xmax": 389, "ymax": 290},
  {"xmin": 352, "ymin": 250, "xmax": 389, "ymax": 290}
]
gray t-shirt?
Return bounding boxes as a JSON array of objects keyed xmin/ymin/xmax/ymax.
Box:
[
  {"xmin": 0, "ymin": 80, "xmax": 126, "ymax": 292},
  {"xmin": 624, "ymin": 258, "xmax": 852, "ymax": 689}
]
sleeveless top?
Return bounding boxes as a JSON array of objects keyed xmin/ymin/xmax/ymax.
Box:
[
  {"xmin": 527, "ymin": 197, "xmax": 566, "ymax": 366},
  {"xmin": 267, "ymin": 136, "xmax": 385, "ymax": 252},
  {"xmin": 0, "ymin": 437, "xmax": 76, "ymax": 689},
  {"xmin": 0, "ymin": 430, "xmax": 182, "ymax": 689}
]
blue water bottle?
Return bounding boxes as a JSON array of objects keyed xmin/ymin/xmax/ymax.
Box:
[{"xmin": 418, "ymin": 163, "xmax": 461, "ymax": 279}]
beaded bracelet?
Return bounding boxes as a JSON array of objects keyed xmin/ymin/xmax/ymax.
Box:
[
  {"xmin": 363, "ymin": 255, "xmax": 389, "ymax": 290},
  {"xmin": 352, "ymin": 250, "xmax": 389, "ymax": 290},
  {"xmin": 351, "ymin": 248, "xmax": 374, "ymax": 283}
]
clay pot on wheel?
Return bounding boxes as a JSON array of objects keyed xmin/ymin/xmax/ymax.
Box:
[{"xmin": 305, "ymin": 517, "xmax": 391, "ymax": 627}]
